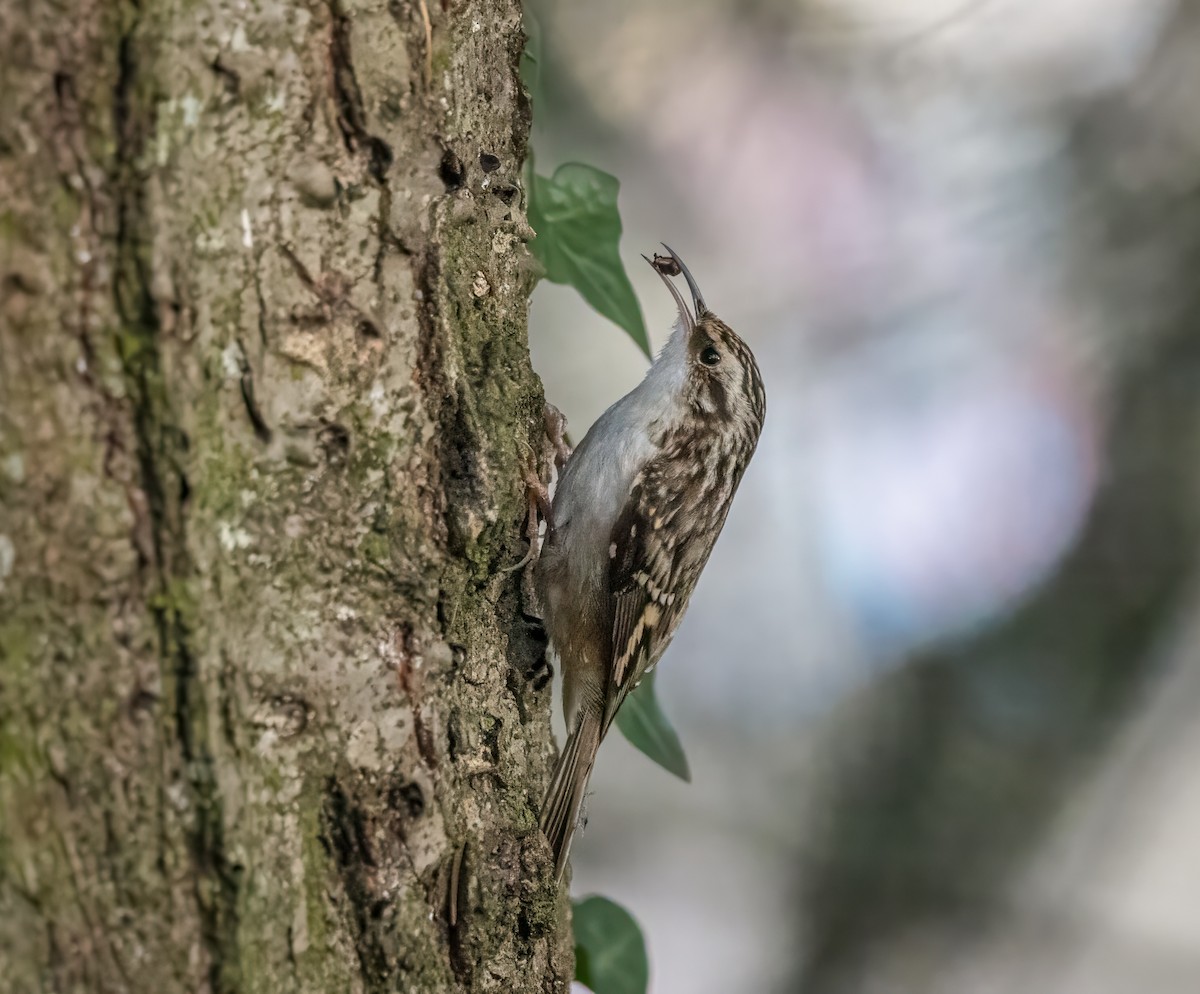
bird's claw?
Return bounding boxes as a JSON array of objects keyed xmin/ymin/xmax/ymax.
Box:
[
  {"xmin": 543, "ymin": 402, "xmax": 572, "ymax": 472},
  {"xmin": 503, "ymin": 407, "xmax": 566, "ymax": 574},
  {"xmin": 501, "ymin": 455, "xmax": 551, "ymax": 573}
]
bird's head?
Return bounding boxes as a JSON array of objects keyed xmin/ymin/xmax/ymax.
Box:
[{"xmin": 644, "ymin": 245, "xmax": 766, "ymax": 429}]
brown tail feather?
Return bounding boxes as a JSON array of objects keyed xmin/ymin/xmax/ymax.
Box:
[{"xmin": 538, "ymin": 713, "xmax": 602, "ymax": 879}]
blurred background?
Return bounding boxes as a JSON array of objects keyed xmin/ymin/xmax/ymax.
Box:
[{"xmin": 526, "ymin": 0, "xmax": 1200, "ymax": 991}]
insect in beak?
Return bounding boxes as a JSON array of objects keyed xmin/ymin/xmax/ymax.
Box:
[{"xmin": 643, "ymin": 243, "xmax": 708, "ymax": 332}]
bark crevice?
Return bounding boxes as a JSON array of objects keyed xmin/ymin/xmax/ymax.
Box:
[
  {"xmin": 328, "ymin": 1, "xmax": 395, "ymax": 184},
  {"xmin": 111, "ymin": 7, "xmax": 242, "ymax": 990}
]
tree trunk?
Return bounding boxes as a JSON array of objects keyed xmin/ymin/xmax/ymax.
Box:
[{"xmin": 0, "ymin": 1, "xmax": 569, "ymax": 991}]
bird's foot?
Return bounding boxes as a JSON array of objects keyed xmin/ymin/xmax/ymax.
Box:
[
  {"xmin": 502, "ymin": 403, "xmax": 567, "ymax": 576},
  {"xmin": 502, "ymin": 452, "xmax": 553, "ymax": 573},
  {"xmin": 543, "ymin": 402, "xmax": 572, "ymax": 472}
]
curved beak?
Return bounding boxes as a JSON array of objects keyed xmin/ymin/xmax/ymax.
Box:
[{"xmin": 642, "ymin": 243, "xmax": 708, "ymax": 333}]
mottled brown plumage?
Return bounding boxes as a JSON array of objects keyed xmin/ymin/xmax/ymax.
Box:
[{"xmin": 536, "ymin": 246, "xmax": 765, "ymax": 878}]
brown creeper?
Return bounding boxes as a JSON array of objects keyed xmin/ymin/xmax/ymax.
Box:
[{"xmin": 536, "ymin": 245, "xmax": 766, "ymax": 878}]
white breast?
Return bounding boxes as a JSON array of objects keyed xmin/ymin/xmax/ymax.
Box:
[{"xmin": 549, "ymin": 317, "xmax": 690, "ymax": 606}]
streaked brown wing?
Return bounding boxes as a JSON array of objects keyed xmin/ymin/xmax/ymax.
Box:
[{"xmin": 603, "ymin": 464, "xmax": 683, "ymax": 733}]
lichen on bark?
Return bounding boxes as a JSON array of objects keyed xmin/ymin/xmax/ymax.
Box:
[{"xmin": 0, "ymin": 1, "xmax": 570, "ymax": 991}]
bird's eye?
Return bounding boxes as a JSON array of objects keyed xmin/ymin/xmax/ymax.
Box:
[{"xmin": 700, "ymin": 346, "xmax": 721, "ymax": 366}]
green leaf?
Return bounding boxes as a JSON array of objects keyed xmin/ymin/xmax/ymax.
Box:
[
  {"xmin": 521, "ymin": 9, "xmax": 544, "ymax": 110},
  {"xmin": 528, "ymin": 163, "xmax": 651, "ymax": 358},
  {"xmin": 573, "ymin": 896, "xmax": 649, "ymax": 994},
  {"xmin": 614, "ymin": 670, "xmax": 691, "ymax": 782}
]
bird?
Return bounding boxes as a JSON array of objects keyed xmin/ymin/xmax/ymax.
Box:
[{"xmin": 534, "ymin": 244, "xmax": 766, "ymax": 878}]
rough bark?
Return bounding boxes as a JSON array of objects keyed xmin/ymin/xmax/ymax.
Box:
[{"xmin": 0, "ymin": 1, "xmax": 569, "ymax": 991}]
